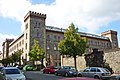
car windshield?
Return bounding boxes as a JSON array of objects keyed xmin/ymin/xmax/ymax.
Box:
[
  {"xmin": 5, "ymin": 69, "xmax": 20, "ymax": 74},
  {"xmin": 69, "ymin": 66, "xmax": 76, "ymax": 70},
  {"xmin": 102, "ymin": 68, "xmax": 110, "ymax": 73}
]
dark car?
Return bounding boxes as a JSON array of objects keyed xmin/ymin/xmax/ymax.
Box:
[
  {"xmin": 43, "ymin": 66, "xmax": 58, "ymax": 74},
  {"xmin": 55, "ymin": 66, "xmax": 78, "ymax": 77}
]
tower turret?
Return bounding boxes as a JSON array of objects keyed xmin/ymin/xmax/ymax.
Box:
[
  {"xmin": 101, "ymin": 30, "xmax": 118, "ymax": 48},
  {"xmin": 23, "ymin": 11, "xmax": 46, "ymax": 61}
]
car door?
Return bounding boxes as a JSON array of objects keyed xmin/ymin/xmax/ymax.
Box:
[
  {"xmin": 89, "ymin": 68, "xmax": 97, "ymax": 78},
  {"xmin": 0, "ymin": 69, "xmax": 6, "ymax": 80},
  {"xmin": 82, "ymin": 68, "xmax": 90, "ymax": 77},
  {"xmin": 57, "ymin": 67, "xmax": 63, "ymax": 75}
]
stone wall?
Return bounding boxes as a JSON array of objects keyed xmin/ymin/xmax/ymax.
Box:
[
  {"xmin": 62, "ymin": 56, "xmax": 86, "ymax": 71},
  {"xmin": 62, "ymin": 48, "xmax": 120, "ymax": 73},
  {"xmin": 104, "ymin": 48, "xmax": 120, "ymax": 73}
]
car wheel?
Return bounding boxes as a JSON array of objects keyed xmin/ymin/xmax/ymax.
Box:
[
  {"xmin": 55, "ymin": 72, "xmax": 58, "ymax": 76},
  {"xmin": 94, "ymin": 76, "xmax": 100, "ymax": 79},
  {"xmin": 65, "ymin": 73, "xmax": 69, "ymax": 77},
  {"xmin": 119, "ymin": 78, "xmax": 120, "ymax": 80},
  {"xmin": 78, "ymin": 74, "xmax": 82, "ymax": 77},
  {"xmin": 43, "ymin": 71, "xmax": 45, "ymax": 74}
]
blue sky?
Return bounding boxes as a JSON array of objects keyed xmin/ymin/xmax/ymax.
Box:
[{"xmin": 0, "ymin": 0, "xmax": 120, "ymax": 51}]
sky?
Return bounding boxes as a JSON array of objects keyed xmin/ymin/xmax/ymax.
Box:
[{"xmin": 0, "ymin": 0, "xmax": 120, "ymax": 51}]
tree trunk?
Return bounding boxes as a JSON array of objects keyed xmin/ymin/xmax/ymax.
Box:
[
  {"xmin": 73, "ymin": 56, "xmax": 77, "ymax": 69},
  {"xmin": 41, "ymin": 57, "xmax": 44, "ymax": 69}
]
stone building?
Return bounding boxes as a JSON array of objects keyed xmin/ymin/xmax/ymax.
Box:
[
  {"xmin": 2, "ymin": 11, "xmax": 118, "ymax": 66},
  {"xmin": 2, "ymin": 39, "xmax": 14, "ymax": 59}
]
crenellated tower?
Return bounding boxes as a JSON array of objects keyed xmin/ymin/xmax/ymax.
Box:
[
  {"xmin": 101, "ymin": 30, "xmax": 118, "ymax": 49},
  {"xmin": 24, "ymin": 11, "xmax": 46, "ymax": 61}
]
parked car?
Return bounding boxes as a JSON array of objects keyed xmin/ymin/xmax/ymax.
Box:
[
  {"xmin": 78, "ymin": 67, "xmax": 111, "ymax": 79},
  {"xmin": 23, "ymin": 65, "xmax": 33, "ymax": 71},
  {"xmin": 110, "ymin": 74, "xmax": 120, "ymax": 80},
  {"xmin": 59, "ymin": 77, "xmax": 98, "ymax": 80},
  {"xmin": 16, "ymin": 65, "xmax": 23, "ymax": 70},
  {"xmin": 0, "ymin": 66, "xmax": 4, "ymax": 71},
  {"xmin": 43, "ymin": 66, "xmax": 58, "ymax": 74},
  {"xmin": 55, "ymin": 66, "xmax": 78, "ymax": 77},
  {"xmin": 0, "ymin": 67, "xmax": 26, "ymax": 80}
]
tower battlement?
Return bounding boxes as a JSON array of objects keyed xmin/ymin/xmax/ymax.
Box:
[
  {"xmin": 101, "ymin": 30, "xmax": 117, "ymax": 36},
  {"xmin": 24, "ymin": 11, "xmax": 46, "ymax": 22}
]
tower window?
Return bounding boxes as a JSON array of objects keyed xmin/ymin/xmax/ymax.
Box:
[
  {"xmin": 37, "ymin": 32, "xmax": 39, "ymax": 37},
  {"xmin": 26, "ymin": 23, "xmax": 28, "ymax": 29},
  {"xmin": 26, "ymin": 33, "xmax": 27, "ymax": 39},
  {"xmin": 26, "ymin": 43, "xmax": 27, "ymax": 49}
]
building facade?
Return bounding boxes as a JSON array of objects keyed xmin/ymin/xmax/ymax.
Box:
[{"xmin": 2, "ymin": 11, "xmax": 118, "ymax": 66}]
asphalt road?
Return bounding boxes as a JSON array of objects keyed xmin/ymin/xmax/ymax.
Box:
[{"xmin": 24, "ymin": 71, "xmax": 66, "ymax": 80}]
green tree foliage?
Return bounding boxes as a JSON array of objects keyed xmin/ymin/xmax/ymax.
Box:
[
  {"xmin": 11, "ymin": 49, "xmax": 23, "ymax": 65},
  {"xmin": 1, "ymin": 56, "xmax": 13, "ymax": 66},
  {"xmin": 58, "ymin": 23, "xmax": 87, "ymax": 69},
  {"xmin": 29, "ymin": 39, "xmax": 45, "ymax": 67}
]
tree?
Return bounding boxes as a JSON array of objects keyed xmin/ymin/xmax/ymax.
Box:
[
  {"xmin": 11, "ymin": 49, "xmax": 23, "ymax": 66},
  {"xmin": 1, "ymin": 56, "xmax": 13, "ymax": 67},
  {"xmin": 58, "ymin": 23, "xmax": 87, "ymax": 69},
  {"xmin": 29, "ymin": 39, "xmax": 45, "ymax": 68}
]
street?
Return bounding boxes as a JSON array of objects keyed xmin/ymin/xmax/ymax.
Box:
[
  {"xmin": 24, "ymin": 71, "xmax": 66, "ymax": 80},
  {"xmin": 24, "ymin": 71, "xmax": 117, "ymax": 80}
]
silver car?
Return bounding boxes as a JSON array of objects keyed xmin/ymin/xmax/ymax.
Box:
[
  {"xmin": 0, "ymin": 67, "xmax": 26, "ymax": 80},
  {"xmin": 110, "ymin": 74, "xmax": 120, "ymax": 80},
  {"xmin": 78, "ymin": 67, "xmax": 111, "ymax": 79}
]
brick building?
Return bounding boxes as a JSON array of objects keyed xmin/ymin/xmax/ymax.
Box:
[{"xmin": 2, "ymin": 11, "xmax": 118, "ymax": 66}]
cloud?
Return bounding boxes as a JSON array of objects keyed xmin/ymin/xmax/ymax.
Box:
[
  {"xmin": 0, "ymin": 33, "xmax": 18, "ymax": 51},
  {"xmin": 0, "ymin": 0, "xmax": 120, "ymax": 33},
  {"xmin": 0, "ymin": 0, "xmax": 120, "ymax": 50}
]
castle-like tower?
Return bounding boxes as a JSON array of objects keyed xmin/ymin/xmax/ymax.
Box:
[
  {"xmin": 24, "ymin": 11, "xmax": 46, "ymax": 61},
  {"xmin": 101, "ymin": 30, "xmax": 118, "ymax": 48}
]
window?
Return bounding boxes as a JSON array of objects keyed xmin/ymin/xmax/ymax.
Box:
[
  {"xmin": 26, "ymin": 23, "xmax": 28, "ymax": 29},
  {"xmin": 37, "ymin": 32, "xmax": 39, "ymax": 37},
  {"xmin": 26, "ymin": 33, "xmax": 27, "ymax": 39},
  {"xmin": 83, "ymin": 69, "xmax": 89, "ymax": 72},
  {"xmin": 90, "ymin": 68, "xmax": 96, "ymax": 72},
  {"xmin": 26, "ymin": 43, "xmax": 27, "ymax": 49},
  {"xmin": 22, "ymin": 48, "xmax": 24, "ymax": 52},
  {"xmin": 47, "ymin": 35, "xmax": 50, "ymax": 41},
  {"xmin": 39, "ymin": 23, "xmax": 40, "ymax": 26},
  {"xmin": 54, "ymin": 35, "xmax": 57, "ymax": 41},
  {"xmin": 25, "ymin": 53, "xmax": 27, "ymax": 59},
  {"xmin": 19, "ymin": 41, "xmax": 21, "ymax": 46},
  {"xmin": 22, "ymin": 40, "xmax": 24, "ymax": 44},
  {"xmin": 17, "ymin": 44, "xmax": 18, "ymax": 48},
  {"xmin": 58, "ymin": 36, "xmax": 60, "ymax": 41},
  {"xmin": 97, "ymin": 69, "xmax": 101, "ymax": 72},
  {"xmin": 54, "ymin": 44, "xmax": 57, "ymax": 50}
]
